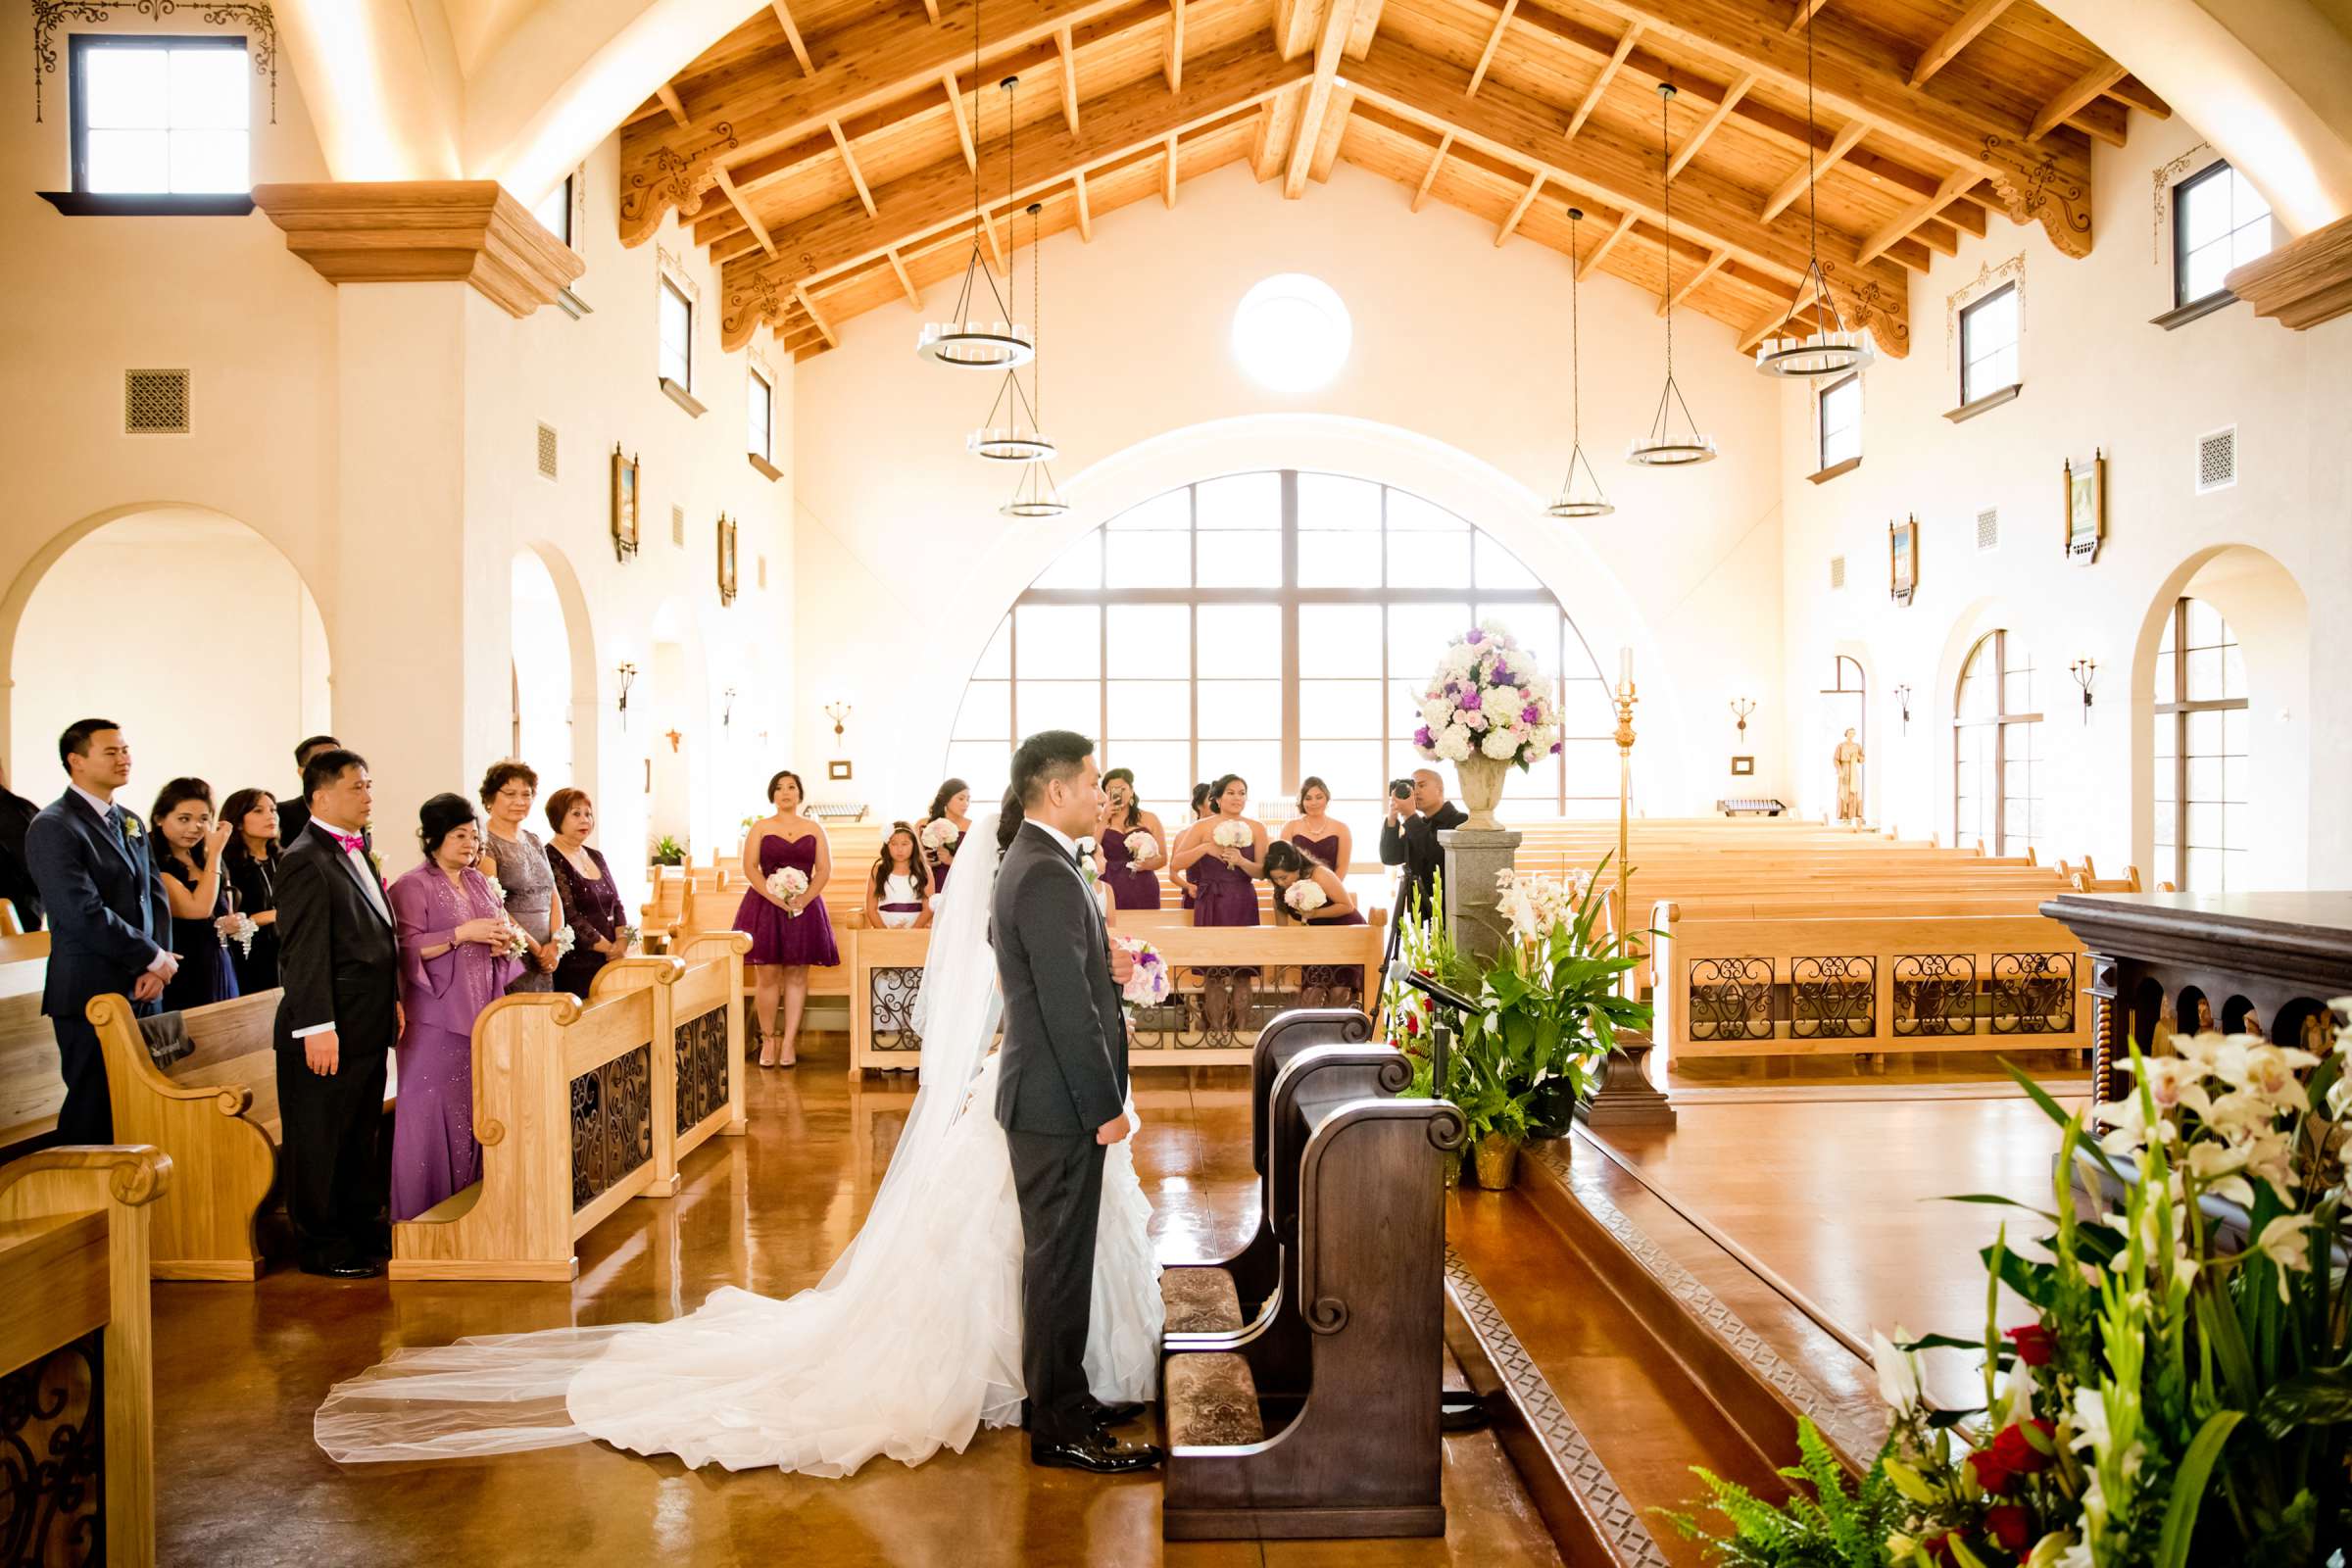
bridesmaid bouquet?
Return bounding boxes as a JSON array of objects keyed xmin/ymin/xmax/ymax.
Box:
[
  {"xmin": 1124, "ymin": 829, "xmax": 1158, "ymax": 862},
  {"xmin": 1112, "ymin": 936, "xmax": 1169, "ymax": 1007},
  {"xmin": 920, "ymin": 817, "xmax": 961, "ymax": 856},
  {"xmin": 1413, "ymin": 619, "xmax": 1564, "ymax": 770},
  {"xmin": 1283, "ymin": 881, "xmax": 1329, "ymax": 916},
  {"xmin": 1211, "ymin": 820, "xmax": 1251, "ymax": 851},
  {"xmin": 766, "ymin": 865, "xmax": 810, "ymax": 913}
]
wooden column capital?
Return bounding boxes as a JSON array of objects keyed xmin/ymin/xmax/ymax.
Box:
[
  {"xmin": 2226, "ymin": 210, "xmax": 2352, "ymax": 331},
  {"xmin": 251, "ymin": 181, "xmax": 585, "ymax": 318}
]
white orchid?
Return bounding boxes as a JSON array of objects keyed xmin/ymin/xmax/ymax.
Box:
[
  {"xmin": 1871, "ymin": 1328, "xmax": 1922, "ymax": 1412},
  {"xmin": 2253, "ymin": 1214, "xmax": 2314, "ymax": 1299}
]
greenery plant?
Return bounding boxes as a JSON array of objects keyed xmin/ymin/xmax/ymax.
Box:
[{"xmin": 651, "ymin": 835, "xmax": 686, "ymax": 866}]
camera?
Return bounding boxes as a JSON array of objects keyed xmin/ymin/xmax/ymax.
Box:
[{"xmin": 1389, "ymin": 778, "xmax": 1415, "ymax": 801}]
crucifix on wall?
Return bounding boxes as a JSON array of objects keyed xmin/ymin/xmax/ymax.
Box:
[{"xmin": 664, "ymin": 728, "xmax": 682, "ymax": 753}]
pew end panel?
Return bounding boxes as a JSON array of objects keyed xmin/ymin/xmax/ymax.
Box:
[{"xmin": 671, "ymin": 931, "xmax": 752, "ymax": 1145}]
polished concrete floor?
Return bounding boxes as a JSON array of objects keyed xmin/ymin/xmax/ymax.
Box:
[{"xmin": 150, "ymin": 1037, "xmax": 1563, "ymax": 1567}]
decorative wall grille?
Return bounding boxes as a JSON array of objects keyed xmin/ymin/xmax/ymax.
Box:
[
  {"xmin": 124, "ymin": 369, "xmax": 190, "ymax": 434},
  {"xmin": 671, "ymin": 505, "xmax": 687, "ymax": 547},
  {"xmin": 1976, "ymin": 508, "xmax": 1999, "ymax": 552},
  {"xmin": 535, "ymin": 422, "xmax": 559, "ymax": 479},
  {"xmin": 2196, "ymin": 426, "xmax": 2237, "ymax": 494},
  {"xmin": 1828, "ymin": 555, "xmax": 1845, "ymax": 590}
]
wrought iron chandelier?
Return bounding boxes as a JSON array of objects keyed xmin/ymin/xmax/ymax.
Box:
[
  {"xmin": 1754, "ymin": 10, "xmax": 1875, "ymax": 377},
  {"xmin": 1547, "ymin": 206, "xmax": 1615, "ymax": 519},
  {"xmin": 968, "ymin": 80, "xmax": 1056, "ymax": 460},
  {"xmin": 1629, "ymin": 82, "xmax": 1717, "ymax": 467},
  {"xmin": 916, "ymin": 10, "xmax": 1032, "ymax": 369},
  {"xmin": 1001, "ymin": 200, "xmax": 1069, "ymax": 516}
]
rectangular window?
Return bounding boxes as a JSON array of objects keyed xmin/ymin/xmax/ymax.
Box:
[
  {"xmin": 532, "ymin": 174, "xmax": 572, "ymax": 248},
  {"xmin": 73, "ymin": 36, "xmax": 250, "ymax": 195},
  {"xmin": 658, "ymin": 276, "xmax": 693, "ymax": 389},
  {"xmin": 747, "ymin": 368, "xmax": 773, "ymax": 463},
  {"xmin": 2174, "ymin": 163, "xmax": 2273, "ymax": 308},
  {"xmin": 1959, "ymin": 283, "xmax": 2018, "ymax": 407},
  {"xmin": 1818, "ymin": 374, "xmax": 1861, "ymax": 471}
]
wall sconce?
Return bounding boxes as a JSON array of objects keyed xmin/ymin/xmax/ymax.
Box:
[
  {"xmin": 824, "ymin": 702, "xmax": 853, "ymax": 751},
  {"xmin": 1729, "ymin": 697, "xmax": 1756, "ymax": 743},
  {"xmin": 616, "ymin": 662, "xmax": 637, "ymax": 727},
  {"xmin": 1893, "ymin": 684, "xmax": 1913, "ymax": 734},
  {"xmin": 2070, "ymin": 658, "xmax": 2097, "ymax": 721},
  {"xmin": 721, "ymin": 686, "xmax": 737, "ymax": 727}
]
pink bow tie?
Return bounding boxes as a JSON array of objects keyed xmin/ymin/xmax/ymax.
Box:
[{"xmin": 325, "ymin": 830, "xmax": 365, "ymax": 855}]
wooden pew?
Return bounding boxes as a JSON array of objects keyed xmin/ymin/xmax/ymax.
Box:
[
  {"xmin": 391, "ymin": 933, "xmax": 747, "ymax": 1280},
  {"xmin": 1162, "ymin": 1045, "xmax": 1463, "ymax": 1541},
  {"xmin": 0, "ymin": 1144, "xmax": 171, "ymax": 1566},
  {"xmin": 0, "ymin": 897, "xmax": 23, "ymax": 935},
  {"xmin": 1, "ymin": 930, "xmax": 59, "ymax": 1149}
]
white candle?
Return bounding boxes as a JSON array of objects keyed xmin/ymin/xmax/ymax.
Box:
[{"xmin": 1618, "ymin": 647, "xmax": 1634, "ymax": 688}]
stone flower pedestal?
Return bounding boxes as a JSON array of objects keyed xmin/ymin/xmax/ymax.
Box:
[
  {"xmin": 1439, "ymin": 827, "xmax": 1520, "ymax": 968},
  {"xmin": 1453, "ymin": 755, "xmax": 1512, "ymax": 832}
]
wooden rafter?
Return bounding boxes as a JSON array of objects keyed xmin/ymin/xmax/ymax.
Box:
[
  {"xmin": 1073, "ymin": 167, "xmax": 1095, "ymax": 238},
  {"xmin": 769, "ymin": 0, "xmax": 814, "ymax": 75},
  {"xmin": 793, "ymin": 280, "xmax": 838, "ymax": 348},
  {"xmin": 1660, "ymin": 247, "xmax": 1727, "ymax": 313},
  {"xmin": 1055, "ymin": 26, "xmax": 1082, "ymax": 132},
  {"xmin": 1761, "ymin": 119, "xmax": 1863, "ymax": 220},
  {"xmin": 1566, "ymin": 23, "xmax": 1639, "ymax": 139},
  {"xmin": 1856, "ymin": 166, "xmax": 1972, "ymax": 264},
  {"xmin": 923, "ymin": 0, "xmax": 941, "ymax": 20},
  {"xmin": 980, "ymin": 206, "xmax": 1006, "ymax": 272},
  {"xmin": 1785, "ymin": 0, "xmax": 1829, "ymax": 31},
  {"xmin": 1164, "ymin": 0, "xmax": 1185, "ymax": 90},
  {"xmin": 1909, "ymin": 0, "xmax": 2013, "ymax": 87},
  {"xmin": 944, "ymin": 72, "xmax": 976, "ymax": 169},
  {"xmin": 1411, "ymin": 130, "xmax": 1453, "ymax": 211},
  {"xmin": 1309, "ymin": 86, "xmax": 1352, "ymax": 181},
  {"xmin": 2030, "ymin": 55, "xmax": 2127, "ymax": 141},
  {"xmin": 828, "ymin": 119, "xmax": 878, "ymax": 217},
  {"xmin": 1669, "ymin": 71, "xmax": 1753, "ymax": 179},
  {"xmin": 1162, "ymin": 131, "xmax": 1180, "ymax": 205},
  {"xmin": 1466, "ymin": 0, "xmax": 1517, "ymax": 96},
  {"xmin": 656, "ymin": 82, "xmax": 689, "ymax": 126},
  {"xmin": 712, "ymin": 167, "xmax": 775, "ymax": 255},
  {"xmin": 2106, "ymin": 74, "xmax": 2170, "ymax": 120},
  {"xmin": 1286, "ymin": 0, "xmax": 1363, "ymax": 199},
  {"xmin": 1496, "ymin": 170, "xmax": 1544, "ymax": 245},
  {"xmin": 1579, "ymin": 208, "xmax": 1638, "ymax": 278},
  {"xmin": 886, "ymin": 247, "xmax": 921, "ymax": 306}
]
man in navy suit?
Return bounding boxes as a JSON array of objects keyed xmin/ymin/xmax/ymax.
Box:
[{"xmin": 24, "ymin": 718, "xmax": 175, "ymax": 1144}]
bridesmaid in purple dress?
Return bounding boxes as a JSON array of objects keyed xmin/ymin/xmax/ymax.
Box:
[
  {"xmin": 1169, "ymin": 773, "xmax": 1267, "ymax": 1032},
  {"xmin": 1094, "ymin": 767, "xmax": 1169, "ymax": 910},
  {"xmin": 1279, "ymin": 775, "xmax": 1354, "ymax": 882},
  {"xmin": 387, "ymin": 794, "xmax": 523, "ymax": 1222},
  {"xmin": 918, "ymin": 779, "xmax": 972, "ymax": 897},
  {"xmin": 733, "ymin": 769, "xmax": 838, "ymax": 1067},
  {"xmin": 1172, "ymin": 781, "xmax": 1214, "ymax": 912},
  {"xmin": 1263, "ymin": 839, "xmax": 1367, "ymax": 1008}
]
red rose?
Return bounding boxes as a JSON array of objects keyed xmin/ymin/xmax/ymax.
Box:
[
  {"xmin": 2005, "ymin": 1324, "xmax": 2055, "ymax": 1367},
  {"xmin": 1983, "ymin": 1504, "xmax": 2032, "ymax": 1552},
  {"xmin": 1967, "ymin": 1446, "xmax": 2016, "ymax": 1495},
  {"xmin": 1917, "ymin": 1532, "xmax": 1958, "ymax": 1566},
  {"xmin": 1987, "ymin": 1419, "xmax": 2055, "ymax": 1479}
]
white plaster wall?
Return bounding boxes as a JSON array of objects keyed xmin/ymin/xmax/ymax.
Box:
[
  {"xmin": 1774, "ymin": 116, "xmax": 2352, "ymax": 885},
  {"xmin": 791, "ymin": 161, "xmax": 1789, "ymax": 822}
]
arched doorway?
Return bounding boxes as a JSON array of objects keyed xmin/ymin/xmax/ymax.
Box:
[
  {"xmin": 508, "ymin": 549, "xmax": 578, "ymax": 791},
  {"xmin": 8, "ymin": 508, "xmax": 329, "ymax": 801},
  {"xmin": 641, "ymin": 598, "xmax": 711, "ymax": 866}
]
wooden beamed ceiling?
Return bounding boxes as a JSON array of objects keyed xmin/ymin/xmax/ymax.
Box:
[{"xmin": 615, "ymin": 0, "xmax": 2167, "ymax": 361}]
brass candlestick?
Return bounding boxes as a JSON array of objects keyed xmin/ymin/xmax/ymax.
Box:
[{"xmin": 1613, "ymin": 676, "xmax": 1638, "ymax": 972}]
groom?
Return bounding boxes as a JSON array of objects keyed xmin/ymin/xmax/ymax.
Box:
[{"xmin": 993, "ymin": 730, "xmax": 1161, "ymax": 1475}]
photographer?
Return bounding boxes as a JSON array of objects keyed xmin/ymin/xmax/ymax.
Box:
[{"xmin": 1378, "ymin": 768, "xmax": 1466, "ymax": 922}]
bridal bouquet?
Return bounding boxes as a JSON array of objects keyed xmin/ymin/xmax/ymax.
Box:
[
  {"xmin": 766, "ymin": 865, "xmax": 809, "ymax": 912},
  {"xmin": 1124, "ymin": 829, "xmax": 1159, "ymax": 862},
  {"xmin": 1284, "ymin": 880, "xmax": 1329, "ymax": 916},
  {"xmin": 1211, "ymin": 820, "xmax": 1251, "ymax": 851},
  {"xmin": 1413, "ymin": 619, "xmax": 1563, "ymax": 770},
  {"xmin": 1113, "ymin": 936, "xmax": 1169, "ymax": 1008}
]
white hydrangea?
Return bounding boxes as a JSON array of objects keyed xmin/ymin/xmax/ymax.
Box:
[
  {"xmin": 1435, "ymin": 722, "xmax": 1474, "ymax": 761},
  {"xmin": 1442, "ymin": 642, "xmax": 1481, "ymax": 675},
  {"xmin": 1419, "ymin": 697, "xmax": 1454, "ymax": 729},
  {"xmin": 1480, "ymin": 726, "xmax": 1520, "ymax": 760}
]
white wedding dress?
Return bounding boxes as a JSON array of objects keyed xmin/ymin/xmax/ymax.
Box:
[{"xmin": 315, "ymin": 814, "xmax": 1162, "ymax": 1477}]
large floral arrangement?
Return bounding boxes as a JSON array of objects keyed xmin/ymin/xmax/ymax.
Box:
[
  {"xmin": 1413, "ymin": 619, "xmax": 1563, "ymax": 770},
  {"xmin": 1668, "ymin": 1004, "xmax": 2352, "ymax": 1568},
  {"xmin": 1494, "ymin": 866, "xmax": 1593, "ymax": 952}
]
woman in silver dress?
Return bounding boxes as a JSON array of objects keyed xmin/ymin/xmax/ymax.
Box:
[{"xmin": 474, "ymin": 760, "xmax": 560, "ymax": 994}]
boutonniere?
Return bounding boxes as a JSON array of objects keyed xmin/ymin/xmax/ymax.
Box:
[
  {"xmin": 122, "ymin": 812, "xmax": 143, "ymax": 840},
  {"xmin": 367, "ymin": 850, "xmax": 384, "ymax": 879}
]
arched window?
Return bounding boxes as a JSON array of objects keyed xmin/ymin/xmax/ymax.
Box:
[
  {"xmin": 946, "ymin": 470, "xmax": 1619, "ymax": 844},
  {"xmin": 1953, "ymin": 630, "xmax": 2042, "ymax": 857},
  {"xmin": 2152, "ymin": 597, "xmax": 2247, "ymax": 890}
]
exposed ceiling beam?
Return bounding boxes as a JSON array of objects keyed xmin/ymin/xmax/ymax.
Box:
[
  {"xmin": 793, "ymin": 280, "xmax": 838, "ymax": 348},
  {"xmin": 1760, "ymin": 119, "xmax": 1863, "ymax": 220},
  {"xmin": 981, "ymin": 206, "xmax": 1006, "ymax": 272},
  {"xmin": 1908, "ymin": 0, "xmax": 2013, "ymax": 86},
  {"xmin": 1073, "ymin": 167, "xmax": 1095, "ymax": 237},
  {"xmin": 1669, "ymin": 71, "xmax": 1753, "ymax": 179},
  {"xmin": 2066, "ymin": 96, "xmax": 2128, "ymax": 149},
  {"xmin": 924, "ymin": 0, "xmax": 942, "ymax": 20},
  {"xmin": 1580, "ymin": 210, "xmax": 1637, "ymax": 278},
  {"xmin": 2105, "ymin": 74, "xmax": 2169, "ymax": 120},
  {"xmin": 828, "ymin": 119, "xmax": 878, "ymax": 216},
  {"xmin": 1309, "ymin": 86, "xmax": 1352, "ymax": 181},
  {"xmin": 620, "ymin": 0, "xmax": 1136, "ymax": 245},
  {"xmin": 1786, "ymin": 0, "xmax": 1829, "ymax": 30},
  {"xmin": 887, "ymin": 247, "xmax": 921, "ymax": 305},
  {"xmin": 2030, "ymin": 56, "xmax": 2127, "ymax": 142},
  {"xmin": 1856, "ymin": 165, "xmax": 1972, "ymax": 263},
  {"xmin": 1286, "ymin": 0, "xmax": 1363, "ymax": 198},
  {"xmin": 945, "ymin": 72, "xmax": 977, "ymax": 169},
  {"xmin": 1163, "ymin": 131, "xmax": 1180, "ymax": 204},
  {"xmin": 1251, "ymin": 85, "xmax": 1298, "ymax": 179},
  {"xmin": 1466, "ymin": 0, "xmax": 1518, "ymax": 96},
  {"xmin": 712, "ymin": 167, "xmax": 775, "ymax": 255},
  {"xmin": 1660, "ymin": 247, "xmax": 1727, "ymax": 313},
  {"xmin": 769, "ymin": 0, "xmax": 814, "ymax": 75},
  {"xmin": 1055, "ymin": 25, "xmax": 1082, "ymax": 132},
  {"xmin": 1496, "ymin": 170, "xmax": 1544, "ymax": 244},
  {"xmin": 657, "ymin": 82, "xmax": 689, "ymax": 126},
  {"xmin": 1411, "ymin": 129, "xmax": 1453, "ymax": 211},
  {"xmin": 718, "ymin": 41, "xmax": 1307, "ymax": 344},
  {"xmin": 1566, "ymin": 23, "xmax": 1638, "ymax": 139},
  {"xmin": 1272, "ymin": 0, "xmax": 1318, "ymax": 60},
  {"xmin": 1164, "ymin": 0, "xmax": 1185, "ymax": 90}
]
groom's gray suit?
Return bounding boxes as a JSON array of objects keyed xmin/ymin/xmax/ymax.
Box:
[{"xmin": 993, "ymin": 817, "xmax": 1130, "ymax": 1446}]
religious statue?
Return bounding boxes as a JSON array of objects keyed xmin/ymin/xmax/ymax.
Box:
[{"xmin": 1834, "ymin": 728, "xmax": 1865, "ymax": 825}]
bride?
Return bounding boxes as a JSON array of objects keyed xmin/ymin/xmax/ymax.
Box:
[{"xmin": 315, "ymin": 809, "xmax": 1163, "ymax": 1476}]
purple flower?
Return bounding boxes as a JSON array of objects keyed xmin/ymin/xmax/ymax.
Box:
[
  {"xmin": 1465, "ymin": 628, "xmax": 1486, "ymax": 645},
  {"xmin": 1522, "ymin": 704, "xmax": 1542, "ymax": 723},
  {"xmin": 1414, "ymin": 724, "xmax": 1435, "ymax": 748},
  {"xmin": 1459, "ymin": 689, "xmax": 1482, "ymax": 710},
  {"xmin": 1549, "ymin": 740, "xmax": 1562, "ymax": 755},
  {"xmin": 1491, "ymin": 663, "xmax": 1513, "ymax": 687}
]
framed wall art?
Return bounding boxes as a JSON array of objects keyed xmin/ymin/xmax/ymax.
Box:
[
  {"xmin": 2064, "ymin": 450, "xmax": 2105, "ymax": 564},
  {"xmin": 716, "ymin": 514, "xmax": 739, "ymax": 606},
  {"xmin": 1888, "ymin": 514, "xmax": 1919, "ymax": 606},
  {"xmin": 612, "ymin": 447, "xmax": 640, "ymax": 561}
]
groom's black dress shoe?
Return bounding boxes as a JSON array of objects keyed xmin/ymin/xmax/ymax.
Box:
[
  {"xmin": 1090, "ymin": 1401, "xmax": 1146, "ymax": 1428},
  {"xmin": 1030, "ymin": 1433, "xmax": 1163, "ymax": 1473}
]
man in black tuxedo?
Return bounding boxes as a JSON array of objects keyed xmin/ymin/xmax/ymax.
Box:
[
  {"xmin": 992, "ymin": 730, "xmax": 1159, "ymax": 1475},
  {"xmin": 1380, "ymin": 767, "xmax": 1469, "ymax": 922},
  {"xmin": 272, "ymin": 748, "xmax": 401, "ymax": 1278},
  {"xmin": 274, "ymin": 733, "xmax": 341, "ymax": 848},
  {"xmin": 23, "ymin": 719, "xmax": 174, "ymax": 1143},
  {"xmin": 0, "ymin": 757, "xmax": 44, "ymax": 931}
]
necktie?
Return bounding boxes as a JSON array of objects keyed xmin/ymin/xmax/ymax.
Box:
[{"xmin": 109, "ymin": 808, "xmax": 132, "ymax": 852}]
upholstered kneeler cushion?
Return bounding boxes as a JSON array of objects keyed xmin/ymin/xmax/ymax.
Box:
[
  {"xmin": 1160, "ymin": 1266, "xmax": 1245, "ymax": 1335},
  {"xmin": 1165, "ymin": 1352, "xmax": 1265, "ymax": 1447}
]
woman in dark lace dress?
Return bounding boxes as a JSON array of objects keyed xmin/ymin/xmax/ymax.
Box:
[{"xmin": 544, "ymin": 787, "xmax": 627, "ymax": 999}]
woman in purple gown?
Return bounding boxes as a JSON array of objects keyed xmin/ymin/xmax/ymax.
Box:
[
  {"xmin": 917, "ymin": 779, "xmax": 971, "ymax": 897},
  {"xmin": 733, "ymin": 769, "xmax": 838, "ymax": 1067},
  {"xmin": 1263, "ymin": 839, "xmax": 1367, "ymax": 1009},
  {"xmin": 544, "ymin": 787, "xmax": 627, "ymax": 999},
  {"xmin": 1278, "ymin": 775, "xmax": 1353, "ymax": 881},
  {"xmin": 1168, "ymin": 773, "xmax": 1266, "ymax": 1032},
  {"xmin": 1094, "ymin": 767, "xmax": 1168, "ymax": 910},
  {"xmin": 1171, "ymin": 781, "xmax": 1214, "ymax": 912},
  {"xmin": 387, "ymin": 794, "xmax": 522, "ymax": 1221}
]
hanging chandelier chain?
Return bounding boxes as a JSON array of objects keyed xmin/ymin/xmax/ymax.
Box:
[
  {"xmin": 1659, "ymin": 82, "xmax": 1674, "ymax": 383},
  {"xmin": 1030, "ymin": 199, "xmax": 1042, "ymax": 423},
  {"xmin": 1569, "ymin": 209, "xmax": 1581, "ymax": 444},
  {"xmin": 1805, "ymin": 8, "xmax": 1818, "ymax": 267}
]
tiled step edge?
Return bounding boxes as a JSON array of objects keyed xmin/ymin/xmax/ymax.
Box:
[{"xmin": 1443, "ymin": 1248, "xmax": 1676, "ymax": 1568}]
